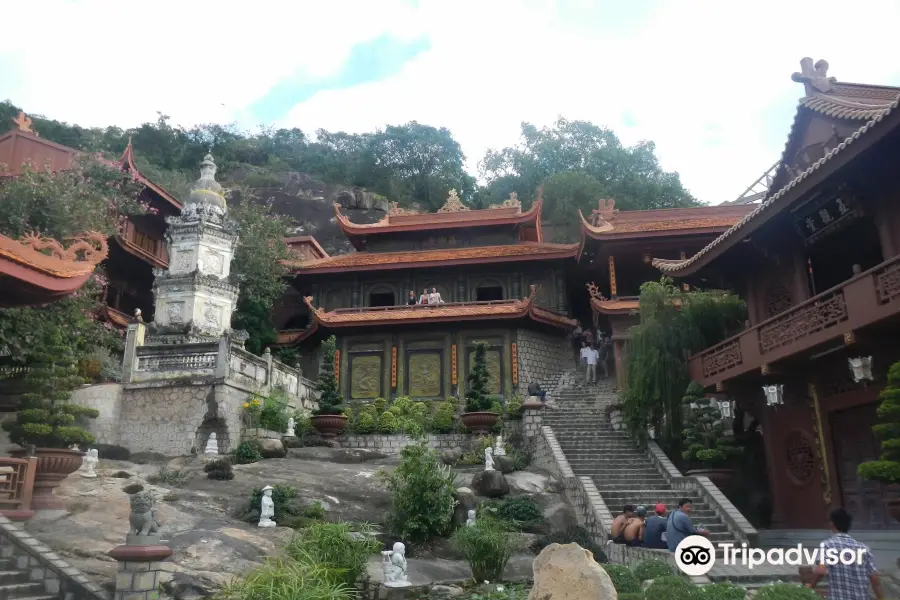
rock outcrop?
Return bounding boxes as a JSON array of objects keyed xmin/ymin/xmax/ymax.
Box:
[{"xmin": 528, "ymin": 543, "xmax": 617, "ymax": 600}]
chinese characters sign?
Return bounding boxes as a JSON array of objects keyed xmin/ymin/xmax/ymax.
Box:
[{"xmin": 794, "ymin": 191, "xmax": 857, "ymax": 243}]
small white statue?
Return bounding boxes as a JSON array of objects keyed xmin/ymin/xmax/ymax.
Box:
[
  {"xmin": 466, "ymin": 509, "xmax": 476, "ymax": 527},
  {"xmin": 80, "ymin": 449, "xmax": 98, "ymax": 478},
  {"xmin": 493, "ymin": 435, "xmax": 506, "ymax": 456},
  {"xmin": 484, "ymin": 446, "xmax": 495, "ymax": 471},
  {"xmin": 383, "ymin": 542, "xmax": 410, "ymax": 586},
  {"xmin": 258, "ymin": 485, "xmax": 276, "ymax": 528},
  {"xmin": 286, "ymin": 417, "xmax": 296, "ymax": 437},
  {"xmin": 204, "ymin": 433, "xmax": 219, "ymax": 455}
]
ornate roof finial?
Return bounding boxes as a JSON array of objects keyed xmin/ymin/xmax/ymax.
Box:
[
  {"xmin": 11, "ymin": 112, "xmax": 34, "ymax": 134},
  {"xmin": 792, "ymin": 57, "xmax": 836, "ymax": 96},
  {"xmin": 489, "ymin": 191, "xmax": 523, "ymax": 211},
  {"xmin": 592, "ymin": 199, "xmax": 616, "ymax": 225},
  {"xmin": 187, "ymin": 152, "xmax": 226, "ymax": 212},
  {"xmin": 438, "ymin": 189, "xmax": 470, "ymax": 213}
]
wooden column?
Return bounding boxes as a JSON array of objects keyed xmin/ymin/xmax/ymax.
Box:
[
  {"xmin": 608, "ymin": 256, "xmax": 618, "ymax": 299},
  {"xmin": 613, "ymin": 340, "xmax": 626, "ymax": 390},
  {"xmin": 761, "ymin": 406, "xmax": 788, "ymax": 528}
]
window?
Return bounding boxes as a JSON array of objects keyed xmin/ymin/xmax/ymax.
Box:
[
  {"xmin": 369, "ymin": 291, "xmax": 396, "ymax": 307},
  {"xmin": 475, "ymin": 285, "xmax": 504, "ymax": 301}
]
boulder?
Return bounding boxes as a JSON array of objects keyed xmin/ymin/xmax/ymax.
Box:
[
  {"xmin": 528, "ymin": 542, "xmax": 616, "ymax": 600},
  {"xmin": 429, "ymin": 584, "xmax": 464, "ymax": 598},
  {"xmin": 441, "ymin": 448, "xmax": 463, "ymax": 465},
  {"xmin": 288, "ymin": 447, "xmax": 387, "ymax": 463},
  {"xmin": 471, "ymin": 470, "xmax": 509, "ymax": 498},
  {"xmin": 452, "ymin": 487, "xmax": 477, "ymax": 526},
  {"xmin": 507, "ymin": 471, "xmax": 551, "ymax": 494},
  {"xmin": 257, "ymin": 438, "xmax": 286, "ymax": 458},
  {"xmin": 544, "ymin": 501, "xmax": 577, "ymax": 532},
  {"xmin": 493, "ymin": 455, "xmax": 515, "ymax": 474}
]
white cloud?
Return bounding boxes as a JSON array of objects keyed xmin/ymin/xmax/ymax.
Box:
[{"xmin": 3, "ymin": 0, "xmax": 900, "ymax": 203}]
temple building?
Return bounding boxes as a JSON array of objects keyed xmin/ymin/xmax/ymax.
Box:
[
  {"xmin": 655, "ymin": 58, "xmax": 900, "ymax": 532},
  {"xmin": 0, "ymin": 113, "xmax": 182, "ymax": 324},
  {"xmin": 579, "ymin": 199, "xmax": 753, "ymax": 388},
  {"xmin": 275, "ymin": 190, "xmax": 580, "ymax": 400}
]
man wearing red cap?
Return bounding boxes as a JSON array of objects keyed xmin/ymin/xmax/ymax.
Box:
[{"xmin": 643, "ymin": 503, "xmax": 669, "ymax": 549}]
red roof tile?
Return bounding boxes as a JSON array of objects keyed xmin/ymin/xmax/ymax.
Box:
[{"xmin": 579, "ymin": 203, "xmax": 753, "ymax": 240}]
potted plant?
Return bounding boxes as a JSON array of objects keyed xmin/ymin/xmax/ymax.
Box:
[
  {"xmin": 310, "ymin": 336, "xmax": 346, "ymax": 438},
  {"xmin": 605, "ymin": 403, "xmax": 625, "ymax": 431},
  {"xmin": 2, "ymin": 335, "xmax": 98, "ymax": 510},
  {"xmin": 858, "ymin": 361, "xmax": 900, "ymax": 523},
  {"xmin": 681, "ymin": 381, "xmax": 740, "ymax": 488},
  {"xmin": 460, "ymin": 342, "xmax": 499, "ymax": 435}
]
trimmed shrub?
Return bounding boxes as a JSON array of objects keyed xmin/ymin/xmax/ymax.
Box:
[
  {"xmin": 632, "ymin": 558, "xmax": 674, "ymax": 581},
  {"xmin": 451, "ymin": 517, "xmax": 516, "ymax": 582},
  {"xmin": 644, "ymin": 576, "xmax": 696, "ymax": 600},
  {"xmin": 603, "ymin": 564, "xmax": 641, "ymax": 594}
]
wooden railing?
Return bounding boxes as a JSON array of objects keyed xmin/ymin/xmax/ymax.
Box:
[
  {"xmin": 689, "ymin": 254, "xmax": 900, "ymax": 385},
  {"xmin": 119, "ymin": 220, "xmax": 169, "ymax": 267},
  {"xmin": 0, "ymin": 457, "xmax": 37, "ymax": 521},
  {"xmin": 331, "ymin": 299, "xmax": 519, "ymax": 314}
]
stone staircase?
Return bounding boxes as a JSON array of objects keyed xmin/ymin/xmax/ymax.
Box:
[
  {"xmin": 539, "ymin": 370, "xmax": 801, "ymax": 586},
  {"xmin": 0, "ymin": 559, "xmax": 57, "ymax": 600}
]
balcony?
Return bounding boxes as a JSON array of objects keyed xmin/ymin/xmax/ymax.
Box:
[
  {"xmin": 117, "ymin": 220, "xmax": 168, "ymax": 268},
  {"xmin": 689, "ymin": 254, "xmax": 900, "ymax": 386}
]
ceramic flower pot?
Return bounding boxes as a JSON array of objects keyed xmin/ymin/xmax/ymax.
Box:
[
  {"xmin": 460, "ymin": 412, "xmax": 499, "ymax": 435},
  {"xmin": 310, "ymin": 415, "xmax": 347, "ymax": 439},
  {"xmin": 8, "ymin": 447, "xmax": 84, "ymax": 511}
]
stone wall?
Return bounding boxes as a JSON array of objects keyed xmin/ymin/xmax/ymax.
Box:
[
  {"xmin": 70, "ymin": 384, "xmax": 123, "ymax": 446},
  {"xmin": 337, "ymin": 433, "xmax": 476, "ymax": 454},
  {"xmin": 515, "ymin": 328, "xmax": 572, "ymax": 395}
]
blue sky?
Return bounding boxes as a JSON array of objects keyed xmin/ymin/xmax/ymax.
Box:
[{"xmin": 2, "ymin": 0, "xmax": 900, "ymax": 203}]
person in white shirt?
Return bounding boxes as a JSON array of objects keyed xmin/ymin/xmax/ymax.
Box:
[
  {"xmin": 428, "ymin": 287, "xmax": 444, "ymax": 304},
  {"xmin": 579, "ymin": 341, "xmax": 590, "ymax": 366},
  {"xmin": 584, "ymin": 344, "xmax": 600, "ymax": 383},
  {"xmin": 418, "ymin": 287, "xmax": 429, "ymax": 304}
]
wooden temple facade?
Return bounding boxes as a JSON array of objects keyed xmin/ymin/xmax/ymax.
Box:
[
  {"xmin": 0, "ymin": 113, "xmax": 181, "ymax": 323},
  {"xmin": 655, "ymin": 59, "xmax": 900, "ymax": 530}
]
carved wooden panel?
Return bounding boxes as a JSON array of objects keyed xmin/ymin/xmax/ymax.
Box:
[
  {"xmin": 875, "ymin": 261, "xmax": 900, "ymax": 304},
  {"xmin": 785, "ymin": 431, "xmax": 817, "ymax": 486},
  {"xmin": 350, "ymin": 354, "xmax": 382, "ymax": 399},
  {"xmin": 408, "ymin": 352, "xmax": 442, "ymax": 397},
  {"xmin": 701, "ymin": 339, "xmax": 743, "ymax": 379},
  {"xmin": 764, "ymin": 285, "xmax": 793, "ymax": 319},
  {"xmin": 758, "ymin": 291, "xmax": 847, "ymax": 354}
]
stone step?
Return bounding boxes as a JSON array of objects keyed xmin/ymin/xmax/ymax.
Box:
[
  {"xmin": 0, "ymin": 570, "xmax": 28, "ymax": 584},
  {"xmin": 0, "ymin": 582, "xmax": 47, "ymax": 599}
]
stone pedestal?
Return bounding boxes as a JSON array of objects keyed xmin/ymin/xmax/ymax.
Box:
[
  {"xmin": 108, "ymin": 540, "xmax": 172, "ymax": 600},
  {"xmin": 522, "ymin": 400, "xmax": 545, "ymax": 440}
]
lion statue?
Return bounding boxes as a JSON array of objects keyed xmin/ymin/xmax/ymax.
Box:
[{"xmin": 129, "ymin": 491, "xmax": 160, "ymax": 536}]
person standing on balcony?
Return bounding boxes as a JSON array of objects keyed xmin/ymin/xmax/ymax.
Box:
[
  {"xmin": 418, "ymin": 288, "xmax": 429, "ymax": 304},
  {"xmin": 428, "ymin": 287, "xmax": 444, "ymax": 304},
  {"xmin": 407, "ymin": 290, "xmax": 417, "ymax": 306}
]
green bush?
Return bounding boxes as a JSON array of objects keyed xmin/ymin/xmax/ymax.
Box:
[
  {"xmin": 217, "ymin": 555, "xmax": 352, "ymax": 600},
  {"xmin": 618, "ymin": 594, "xmax": 645, "ymax": 600},
  {"xmin": 632, "ymin": 558, "xmax": 674, "ymax": 581},
  {"xmin": 146, "ymin": 467, "xmax": 187, "ymax": 487},
  {"xmin": 313, "ymin": 336, "xmax": 342, "ymax": 416},
  {"xmin": 451, "ymin": 517, "xmax": 516, "ymax": 582},
  {"xmin": 232, "ymin": 440, "xmax": 263, "ymax": 464},
  {"xmin": 247, "ymin": 485, "xmax": 299, "ymax": 524},
  {"xmin": 386, "ymin": 396, "xmax": 429, "ymax": 435},
  {"xmin": 753, "ymin": 584, "xmax": 821, "ymax": 600},
  {"xmin": 302, "ymin": 501, "xmax": 326, "ymax": 520},
  {"xmin": 460, "ymin": 436, "xmax": 494, "ymax": 465},
  {"xmin": 603, "ymin": 564, "xmax": 641, "ymax": 594},
  {"xmin": 504, "ymin": 394, "xmax": 524, "ymax": 420},
  {"xmin": 429, "ymin": 398, "xmax": 457, "ymax": 433},
  {"xmin": 644, "ymin": 576, "xmax": 696, "ymax": 600},
  {"xmin": 288, "ymin": 521, "xmax": 380, "ymax": 587},
  {"xmin": 380, "ymin": 439, "xmax": 457, "ymax": 542},
  {"xmin": 204, "ymin": 459, "xmax": 235, "ymax": 480},
  {"xmin": 696, "ymin": 582, "xmax": 746, "ymax": 600},
  {"xmin": 377, "ymin": 410, "xmax": 399, "ymax": 434},
  {"xmin": 859, "ymin": 360, "xmax": 900, "ymax": 483},
  {"xmin": 465, "ymin": 342, "xmax": 495, "ymax": 413},
  {"xmin": 493, "ymin": 497, "xmax": 543, "ymax": 529},
  {"xmin": 530, "ymin": 527, "xmax": 607, "ymax": 564},
  {"xmin": 681, "ymin": 381, "xmax": 740, "ymax": 467}
]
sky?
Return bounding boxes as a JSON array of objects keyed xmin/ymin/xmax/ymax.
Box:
[{"xmin": 2, "ymin": 0, "xmax": 900, "ymax": 204}]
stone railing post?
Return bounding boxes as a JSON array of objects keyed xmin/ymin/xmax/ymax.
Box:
[
  {"xmin": 108, "ymin": 492, "xmax": 172, "ymax": 600},
  {"xmin": 263, "ymin": 347, "xmax": 273, "ymax": 391},
  {"xmin": 214, "ymin": 335, "xmax": 230, "ymax": 379},
  {"xmin": 121, "ymin": 323, "xmax": 146, "ymax": 383},
  {"xmin": 522, "ymin": 396, "xmax": 545, "ymax": 442}
]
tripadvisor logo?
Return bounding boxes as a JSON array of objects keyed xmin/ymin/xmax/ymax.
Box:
[{"xmin": 675, "ymin": 535, "xmax": 869, "ymax": 576}]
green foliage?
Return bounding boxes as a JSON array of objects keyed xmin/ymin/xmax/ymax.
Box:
[
  {"xmin": 624, "ymin": 278, "xmax": 746, "ymax": 445},
  {"xmin": 530, "ymin": 527, "xmax": 608, "ymax": 564},
  {"xmin": 258, "ymin": 388, "xmax": 291, "ymax": 433},
  {"xmin": 696, "ymin": 582, "xmax": 747, "ymax": 600},
  {"xmin": 2, "ymin": 330, "xmax": 99, "ymax": 448},
  {"xmin": 229, "ymin": 199, "xmax": 292, "ymax": 354},
  {"xmin": 618, "ymin": 594, "xmax": 646, "ymax": 600},
  {"xmin": 314, "ymin": 336, "xmax": 342, "ymax": 416},
  {"xmin": 287, "ymin": 521, "xmax": 380, "ymax": 587},
  {"xmin": 217, "ymin": 555, "xmax": 352, "ymax": 600},
  {"xmin": 232, "ymin": 440, "xmax": 263, "ymax": 464},
  {"xmin": 504, "ymin": 395, "xmax": 523, "ymax": 420},
  {"xmin": 491, "ymin": 497, "xmax": 544, "ymax": 529},
  {"xmin": 429, "ymin": 398, "xmax": 458, "ymax": 433},
  {"xmin": 377, "ymin": 411, "xmax": 399, "ymax": 434},
  {"xmin": 344, "ymin": 397, "xmax": 456, "ymax": 435},
  {"xmin": 248, "ymin": 485, "xmax": 299, "ymax": 524},
  {"xmin": 859, "ymin": 360, "xmax": 900, "ymax": 483},
  {"xmin": 681, "ymin": 381, "xmax": 741, "ymax": 467},
  {"xmin": 540, "ymin": 171, "xmax": 608, "ymax": 241},
  {"xmin": 632, "ymin": 558, "xmax": 674, "ymax": 581},
  {"xmin": 603, "ymin": 564, "xmax": 642, "ymax": 594},
  {"xmin": 457, "ymin": 584, "xmax": 531, "ymax": 600},
  {"xmin": 451, "ymin": 516, "xmax": 516, "ymax": 582},
  {"xmin": 753, "ymin": 584, "xmax": 821, "ymax": 600},
  {"xmin": 644, "ymin": 576, "xmax": 696, "ymax": 600},
  {"xmin": 147, "ymin": 467, "xmax": 187, "ymax": 487},
  {"xmin": 380, "ymin": 439, "xmax": 457, "ymax": 542},
  {"xmin": 302, "ymin": 501, "xmax": 326, "ymax": 520},
  {"xmin": 204, "ymin": 459, "xmax": 234, "ymax": 481},
  {"xmin": 460, "ymin": 436, "xmax": 495, "ymax": 465},
  {"xmin": 465, "ymin": 342, "xmax": 494, "ymax": 413}
]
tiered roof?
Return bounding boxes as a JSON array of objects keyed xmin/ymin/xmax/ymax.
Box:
[{"xmin": 654, "ymin": 58, "xmax": 900, "ymax": 277}]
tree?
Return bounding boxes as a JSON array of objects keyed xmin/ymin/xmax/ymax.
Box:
[
  {"xmin": 859, "ymin": 361, "xmax": 900, "ymax": 484},
  {"xmin": 313, "ymin": 336, "xmax": 342, "ymax": 416},
  {"xmin": 681, "ymin": 381, "xmax": 740, "ymax": 467},
  {"xmin": 480, "ymin": 118, "xmax": 700, "ymax": 223},
  {"xmin": 228, "ymin": 196, "xmax": 292, "ymax": 354},
  {"xmin": 465, "ymin": 342, "xmax": 494, "ymax": 413},
  {"xmin": 541, "ymin": 171, "xmax": 607, "ymax": 241}
]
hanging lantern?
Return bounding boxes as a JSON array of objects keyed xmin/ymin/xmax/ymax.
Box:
[
  {"xmin": 762, "ymin": 384, "xmax": 784, "ymax": 407},
  {"xmin": 716, "ymin": 399, "xmax": 733, "ymax": 419},
  {"xmin": 848, "ymin": 356, "xmax": 874, "ymax": 383}
]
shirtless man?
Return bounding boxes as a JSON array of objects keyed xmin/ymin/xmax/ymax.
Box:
[
  {"xmin": 610, "ymin": 505, "xmax": 635, "ymax": 543},
  {"xmin": 622, "ymin": 506, "xmax": 647, "ymax": 546}
]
